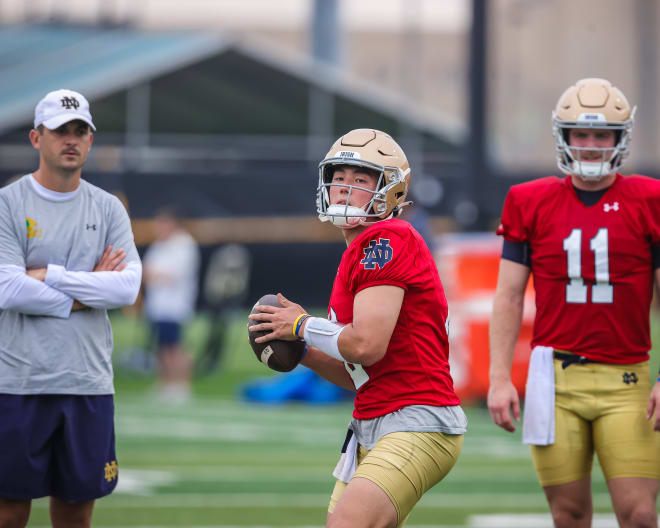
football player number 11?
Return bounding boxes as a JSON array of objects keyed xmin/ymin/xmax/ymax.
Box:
[{"xmin": 563, "ymin": 228, "xmax": 613, "ymax": 304}]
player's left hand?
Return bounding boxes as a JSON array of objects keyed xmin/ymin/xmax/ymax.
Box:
[
  {"xmin": 248, "ymin": 293, "xmax": 306, "ymax": 343},
  {"xmin": 26, "ymin": 268, "xmax": 46, "ymax": 281},
  {"xmin": 647, "ymin": 379, "xmax": 660, "ymax": 432},
  {"xmin": 71, "ymin": 300, "xmax": 90, "ymax": 312}
]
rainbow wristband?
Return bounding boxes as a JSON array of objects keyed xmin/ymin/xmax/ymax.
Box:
[
  {"xmin": 293, "ymin": 313, "xmax": 310, "ymax": 338},
  {"xmin": 295, "ymin": 315, "xmax": 311, "ymax": 338}
]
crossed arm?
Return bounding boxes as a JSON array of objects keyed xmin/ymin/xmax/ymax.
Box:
[
  {"xmin": 0, "ymin": 246, "xmax": 140, "ymax": 318},
  {"xmin": 26, "ymin": 246, "xmax": 128, "ymax": 311}
]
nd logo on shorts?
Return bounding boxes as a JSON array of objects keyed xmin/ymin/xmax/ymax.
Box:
[
  {"xmin": 622, "ymin": 372, "xmax": 638, "ymax": 384},
  {"xmin": 104, "ymin": 460, "xmax": 118, "ymax": 482},
  {"xmin": 361, "ymin": 238, "xmax": 393, "ymax": 270}
]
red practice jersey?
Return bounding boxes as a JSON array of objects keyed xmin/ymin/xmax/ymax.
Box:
[
  {"xmin": 498, "ymin": 174, "xmax": 660, "ymax": 364},
  {"xmin": 329, "ymin": 218, "xmax": 460, "ymax": 419}
]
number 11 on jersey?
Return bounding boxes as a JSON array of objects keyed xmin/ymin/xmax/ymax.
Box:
[{"xmin": 563, "ymin": 228, "xmax": 613, "ymax": 304}]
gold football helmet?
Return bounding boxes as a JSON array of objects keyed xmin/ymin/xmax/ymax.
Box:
[
  {"xmin": 317, "ymin": 129, "xmax": 411, "ymax": 228},
  {"xmin": 552, "ymin": 78, "xmax": 635, "ymax": 180}
]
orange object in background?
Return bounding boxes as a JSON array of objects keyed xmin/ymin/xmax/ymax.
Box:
[{"xmin": 435, "ymin": 233, "xmax": 535, "ymax": 403}]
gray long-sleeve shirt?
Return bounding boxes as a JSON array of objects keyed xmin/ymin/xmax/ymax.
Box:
[{"xmin": 0, "ymin": 174, "xmax": 141, "ymax": 394}]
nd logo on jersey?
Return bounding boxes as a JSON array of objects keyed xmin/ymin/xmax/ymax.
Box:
[{"xmin": 360, "ymin": 238, "xmax": 393, "ymax": 270}]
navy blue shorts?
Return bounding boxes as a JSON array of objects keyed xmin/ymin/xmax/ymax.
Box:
[
  {"xmin": 0, "ymin": 394, "xmax": 117, "ymax": 502},
  {"xmin": 152, "ymin": 320, "xmax": 182, "ymax": 348}
]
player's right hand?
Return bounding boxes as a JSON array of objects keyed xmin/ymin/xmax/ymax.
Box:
[
  {"xmin": 94, "ymin": 245, "xmax": 126, "ymax": 272},
  {"xmin": 248, "ymin": 293, "xmax": 306, "ymax": 343},
  {"xmin": 487, "ymin": 380, "xmax": 520, "ymax": 433}
]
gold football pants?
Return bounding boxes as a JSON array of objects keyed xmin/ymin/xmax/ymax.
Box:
[
  {"xmin": 328, "ymin": 431, "xmax": 463, "ymax": 526},
  {"xmin": 531, "ymin": 359, "xmax": 660, "ymax": 486}
]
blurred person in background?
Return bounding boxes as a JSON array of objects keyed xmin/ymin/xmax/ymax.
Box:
[
  {"xmin": 0, "ymin": 89, "xmax": 141, "ymax": 528},
  {"xmin": 488, "ymin": 78, "xmax": 660, "ymax": 528},
  {"xmin": 249, "ymin": 129, "xmax": 466, "ymax": 528},
  {"xmin": 142, "ymin": 207, "xmax": 200, "ymax": 404},
  {"xmin": 397, "ymin": 199, "xmax": 435, "ymax": 252}
]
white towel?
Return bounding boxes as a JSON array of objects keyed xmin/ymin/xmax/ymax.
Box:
[
  {"xmin": 522, "ymin": 345, "xmax": 555, "ymax": 445},
  {"xmin": 332, "ymin": 429, "xmax": 358, "ymax": 483}
]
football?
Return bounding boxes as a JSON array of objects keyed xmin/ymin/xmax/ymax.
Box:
[{"xmin": 248, "ymin": 294, "xmax": 305, "ymax": 372}]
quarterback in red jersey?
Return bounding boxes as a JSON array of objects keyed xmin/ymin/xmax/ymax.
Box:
[
  {"xmin": 488, "ymin": 78, "xmax": 660, "ymax": 528},
  {"xmin": 249, "ymin": 129, "xmax": 466, "ymax": 527}
]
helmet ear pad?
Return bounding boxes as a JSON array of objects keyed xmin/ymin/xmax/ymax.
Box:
[{"xmin": 377, "ymin": 179, "xmax": 407, "ymax": 219}]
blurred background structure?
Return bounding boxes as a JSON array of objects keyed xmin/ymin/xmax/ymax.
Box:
[
  {"xmin": 1, "ymin": 0, "xmax": 659, "ymax": 378},
  {"xmin": 1, "ymin": 0, "xmax": 659, "ymax": 393},
  {"xmin": 2, "ymin": 1, "xmax": 660, "ymax": 526}
]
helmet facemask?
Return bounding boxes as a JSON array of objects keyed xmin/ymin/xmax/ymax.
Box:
[
  {"xmin": 317, "ymin": 159, "xmax": 409, "ymax": 228},
  {"xmin": 317, "ymin": 129, "xmax": 411, "ymax": 228},
  {"xmin": 552, "ymin": 78, "xmax": 635, "ymax": 181},
  {"xmin": 553, "ymin": 114, "xmax": 634, "ymax": 181}
]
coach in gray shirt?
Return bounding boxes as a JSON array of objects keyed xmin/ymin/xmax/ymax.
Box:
[{"xmin": 0, "ymin": 89, "xmax": 141, "ymax": 528}]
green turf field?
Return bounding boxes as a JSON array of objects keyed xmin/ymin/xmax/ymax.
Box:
[{"xmin": 25, "ymin": 310, "xmax": 660, "ymax": 527}]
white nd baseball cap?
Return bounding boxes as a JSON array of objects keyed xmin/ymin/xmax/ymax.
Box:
[{"xmin": 34, "ymin": 89, "xmax": 96, "ymax": 131}]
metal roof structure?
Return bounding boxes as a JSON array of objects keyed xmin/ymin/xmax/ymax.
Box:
[
  {"xmin": 0, "ymin": 25, "xmax": 229, "ymax": 134},
  {"xmin": 0, "ymin": 24, "xmax": 470, "ymax": 307},
  {"xmin": 0, "ymin": 24, "xmax": 465, "ymax": 144}
]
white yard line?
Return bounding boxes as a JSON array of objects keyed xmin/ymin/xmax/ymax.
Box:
[
  {"xmin": 469, "ymin": 514, "xmax": 660, "ymax": 527},
  {"xmin": 30, "ymin": 520, "xmax": 660, "ymax": 528},
  {"xmin": 115, "ymin": 415, "xmax": 527, "ymax": 456},
  {"xmin": 31, "ymin": 492, "xmax": 614, "ymax": 509},
  {"xmin": 30, "ymin": 514, "xmax": 660, "ymax": 528},
  {"xmin": 28, "ymin": 526, "xmax": 466, "ymax": 528},
  {"xmin": 114, "ymin": 415, "xmax": 342, "ymax": 445}
]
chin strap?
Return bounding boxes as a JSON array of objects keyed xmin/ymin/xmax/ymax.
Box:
[
  {"xmin": 321, "ymin": 201, "xmax": 416, "ymax": 227},
  {"xmin": 395, "ymin": 201, "xmax": 413, "ymax": 215},
  {"xmin": 319, "ymin": 204, "xmax": 368, "ymax": 228},
  {"xmin": 571, "ymin": 160, "xmax": 612, "ymax": 181}
]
